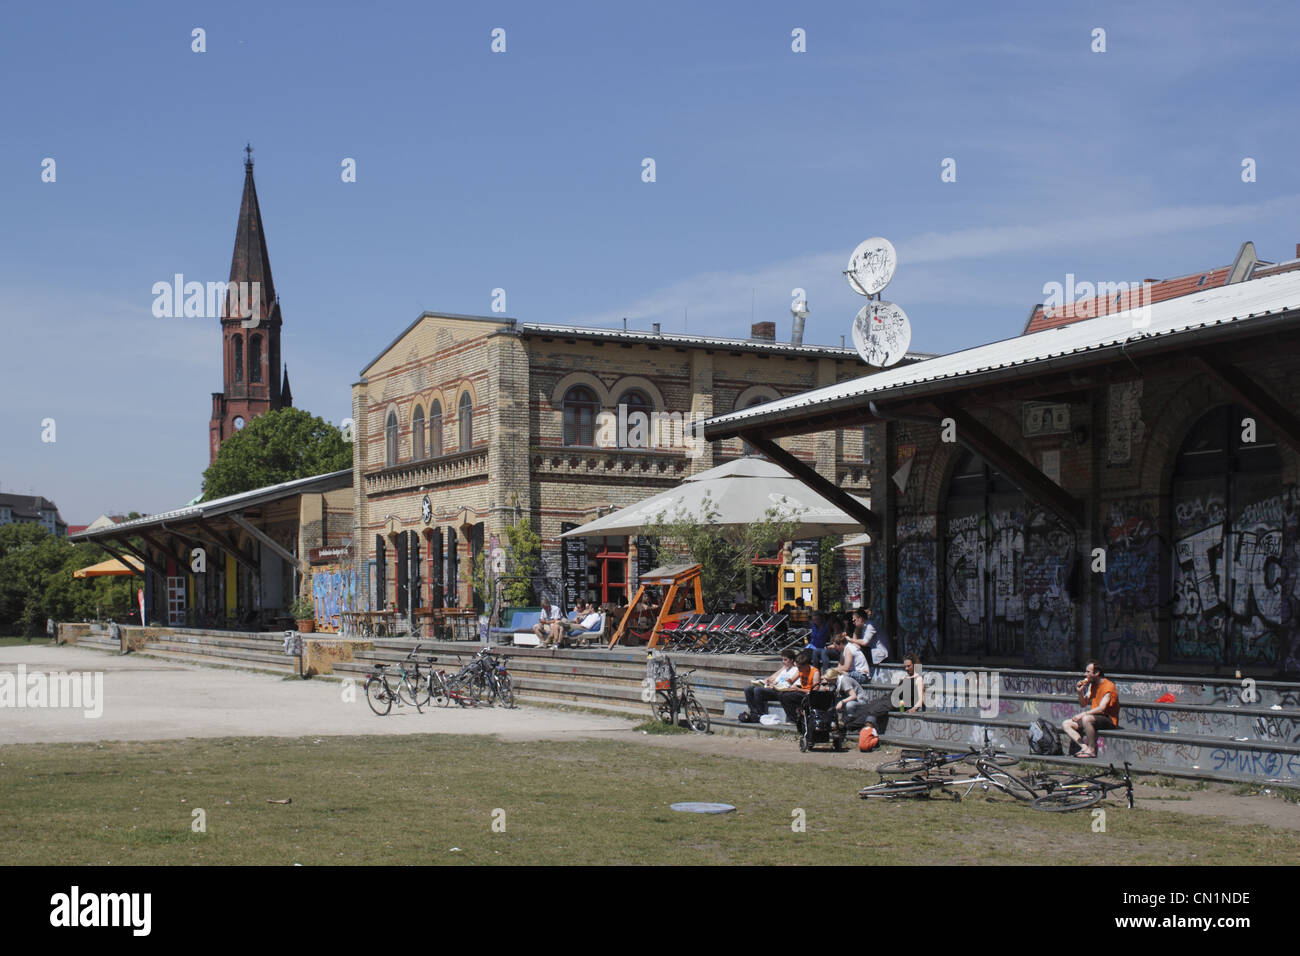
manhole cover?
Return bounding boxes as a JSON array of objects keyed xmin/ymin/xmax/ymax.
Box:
[{"xmin": 670, "ymin": 802, "xmax": 736, "ymax": 814}]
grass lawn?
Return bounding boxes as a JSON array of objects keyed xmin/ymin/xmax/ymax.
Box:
[
  {"xmin": 0, "ymin": 636, "xmax": 42, "ymax": 646},
  {"xmin": 2, "ymin": 734, "xmax": 1297, "ymax": 865}
]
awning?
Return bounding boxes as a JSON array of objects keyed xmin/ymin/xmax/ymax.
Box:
[
  {"xmin": 834, "ymin": 533, "xmax": 872, "ymax": 549},
  {"xmin": 73, "ymin": 555, "xmax": 144, "ymax": 578}
]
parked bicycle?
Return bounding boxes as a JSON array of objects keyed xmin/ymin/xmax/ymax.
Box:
[
  {"xmin": 644, "ymin": 652, "xmax": 709, "ymax": 733},
  {"xmin": 364, "ymin": 652, "xmax": 425, "ymax": 716}
]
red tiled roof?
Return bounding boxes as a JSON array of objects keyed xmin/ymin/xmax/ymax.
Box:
[{"xmin": 1024, "ymin": 267, "xmax": 1231, "ymax": 334}]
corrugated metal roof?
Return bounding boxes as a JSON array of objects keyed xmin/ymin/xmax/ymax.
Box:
[
  {"xmin": 519, "ymin": 322, "xmax": 934, "ymax": 361},
  {"xmin": 69, "ymin": 470, "xmax": 353, "ymax": 540},
  {"xmin": 706, "ymin": 270, "xmax": 1300, "ymax": 436}
]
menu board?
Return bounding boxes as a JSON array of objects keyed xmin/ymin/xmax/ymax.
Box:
[
  {"xmin": 560, "ymin": 523, "xmax": 587, "ymax": 612},
  {"xmin": 791, "ymin": 537, "xmax": 820, "ymax": 567}
]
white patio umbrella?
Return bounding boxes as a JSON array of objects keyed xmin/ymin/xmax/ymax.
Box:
[
  {"xmin": 834, "ymin": 532, "xmax": 872, "ymax": 548},
  {"xmin": 560, "ymin": 457, "xmax": 871, "ymax": 540}
]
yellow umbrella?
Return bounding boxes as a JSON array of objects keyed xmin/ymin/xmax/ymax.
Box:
[{"xmin": 73, "ymin": 555, "xmax": 144, "ymax": 578}]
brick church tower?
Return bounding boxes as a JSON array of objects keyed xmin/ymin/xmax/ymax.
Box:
[{"xmin": 209, "ymin": 147, "xmax": 293, "ymax": 463}]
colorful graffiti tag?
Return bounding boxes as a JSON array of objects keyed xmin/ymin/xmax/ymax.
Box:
[
  {"xmin": 1171, "ymin": 484, "xmax": 1300, "ymax": 669},
  {"xmin": 312, "ymin": 565, "xmax": 360, "ymax": 632},
  {"xmin": 1098, "ymin": 498, "xmax": 1160, "ymax": 671}
]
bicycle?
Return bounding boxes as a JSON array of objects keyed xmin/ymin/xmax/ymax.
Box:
[
  {"xmin": 859, "ymin": 758, "xmax": 1036, "ymax": 802},
  {"xmin": 364, "ymin": 657, "xmax": 424, "ymax": 716},
  {"xmin": 876, "ymin": 728, "xmax": 1020, "ymax": 776},
  {"xmin": 1029, "ymin": 762, "xmax": 1135, "ymax": 812},
  {"xmin": 644, "ymin": 652, "xmax": 709, "ymax": 733}
]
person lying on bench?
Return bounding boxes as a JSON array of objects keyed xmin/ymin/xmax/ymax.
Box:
[
  {"xmin": 740, "ymin": 648, "xmax": 798, "ymax": 723},
  {"xmin": 1062, "ymin": 659, "xmax": 1119, "ymax": 758}
]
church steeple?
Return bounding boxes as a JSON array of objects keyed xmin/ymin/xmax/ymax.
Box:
[
  {"xmin": 209, "ymin": 147, "xmax": 292, "ymax": 464},
  {"xmin": 226, "ymin": 144, "xmax": 280, "ymax": 331}
]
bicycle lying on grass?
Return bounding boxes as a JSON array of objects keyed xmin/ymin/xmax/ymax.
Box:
[
  {"xmin": 875, "ymin": 728, "xmax": 1019, "ymax": 776},
  {"xmin": 859, "ymin": 758, "xmax": 1036, "ymax": 802},
  {"xmin": 1025, "ymin": 762, "xmax": 1134, "ymax": 812}
]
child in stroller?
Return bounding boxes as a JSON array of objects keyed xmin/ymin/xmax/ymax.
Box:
[{"xmin": 797, "ymin": 684, "xmax": 846, "ymax": 752}]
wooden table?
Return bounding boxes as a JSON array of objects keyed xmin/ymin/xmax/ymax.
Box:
[
  {"xmin": 341, "ymin": 610, "xmax": 400, "ymax": 637},
  {"xmin": 432, "ymin": 608, "xmax": 478, "ymax": 640}
]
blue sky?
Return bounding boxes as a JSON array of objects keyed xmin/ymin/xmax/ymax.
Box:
[{"xmin": 2, "ymin": 0, "xmax": 1298, "ymax": 521}]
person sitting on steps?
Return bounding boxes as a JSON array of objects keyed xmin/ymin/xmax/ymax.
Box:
[
  {"xmin": 1062, "ymin": 659, "xmax": 1120, "ymax": 758},
  {"xmin": 741, "ymin": 648, "xmax": 798, "ymax": 723}
]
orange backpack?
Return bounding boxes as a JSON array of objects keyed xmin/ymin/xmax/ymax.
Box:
[{"xmin": 858, "ymin": 726, "xmax": 880, "ymax": 752}]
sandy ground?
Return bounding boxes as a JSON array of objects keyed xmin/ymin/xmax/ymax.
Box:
[
  {"xmin": 4, "ymin": 643, "xmax": 1298, "ymax": 832},
  {"xmin": 0, "ymin": 644, "xmax": 635, "ymax": 744}
]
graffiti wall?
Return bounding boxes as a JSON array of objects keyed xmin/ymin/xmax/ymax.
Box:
[
  {"xmin": 895, "ymin": 514, "xmax": 938, "ymax": 660},
  {"xmin": 1023, "ymin": 507, "xmax": 1076, "ymax": 667},
  {"xmin": 943, "ymin": 503, "xmax": 1026, "ymax": 658},
  {"xmin": 312, "ymin": 565, "xmax": 360, "ymax": 632},
  {"xmin": 1099, "ymin": 497, "xmax": 1160, "ymax": 671},
  {"xmin": 1172, "ymin": 482, "xmax": 1300, "ymax": 670}
]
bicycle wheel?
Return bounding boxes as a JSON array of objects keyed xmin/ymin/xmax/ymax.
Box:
[
  {"xmin": 858, "ymin": 780, "xmax": 936, "ymax": 799},
  {"xmin": 364, "ymin": 676, "xmax": 392, "ymax": 716},
  {"xmin": 684, "ymin": 694, "xmax": 710, "ymax": 734},
  {"xmin": 651, "ymin": 691, "xmax": 675, "ymax": 724},
  {"xmin": 446, "ymin": 674, "xmax": 478, "ymax": 707},
  {"xmin": 398, "ymin": 677, "xmax": 423, "ymax": 712},
  {"xmin": 495, "ymin": 672, "xmax": 515, "ymax": 708},
  {"xmin": 1033, "ymin": 786, "xmax": 1103, "ymax": 812},
  {"xmin": 979, "ymin": 765, "xmax": 1036, "ymax": 802},
  {"xmin": 963, "ymin": 751, "xmax": 1020, "ymax": 768},
  {"xmin": 877, "ymin": 756, "xmax": 935, "ymax": 776},
  {"xmin": 429, "ymin": 674, "xmax": 451, "ymax": 708}
]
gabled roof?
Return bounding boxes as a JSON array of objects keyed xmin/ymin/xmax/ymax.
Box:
[
  {"xmin": 1024, "ymin": 266, "xmax": 1231, "ymax": 334},
  {"xmin": 358, "ymin": 310, "xmax": 933, "ymax": 377},
  {"xmin": 705, "ymin": 270, "xmax": 1300, "ymax": 438}
]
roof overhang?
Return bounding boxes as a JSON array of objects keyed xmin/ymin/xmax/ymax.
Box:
[{"xmin": 705, "ymin": 271, "xmax": 1300, "ymax": 441}]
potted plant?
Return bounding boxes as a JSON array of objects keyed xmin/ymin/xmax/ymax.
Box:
[{"xmin": 291, "ymin": 596, "xmax": 316, "ymax": 633}]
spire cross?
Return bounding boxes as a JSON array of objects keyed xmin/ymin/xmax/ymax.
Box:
[{"xmin": 244, "ymin": 143, "xmax": 253, "ymax": 167}]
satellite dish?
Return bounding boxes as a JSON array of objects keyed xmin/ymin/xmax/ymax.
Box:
[
  {"xmin": 845, "ymin": 237, "xmax": 897, "ymax": 296},
  {"xmin": 851, "ymin": 300, "xmax": 912, "ymax": 367}
]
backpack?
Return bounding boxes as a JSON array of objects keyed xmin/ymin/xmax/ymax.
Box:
[
  {"xmin": 1028, "ymin": 718, "xmax": 1062, "ymax": 755},
  {"xmin": 858, "ymin": 726, "xmax": 880, "ymax": 752}
]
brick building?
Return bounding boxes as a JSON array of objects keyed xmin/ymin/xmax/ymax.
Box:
[
  {"xmin": 209, "ymin": 150, "xmax": 292, "ymax": 463},
  {"xmin": 351, "ymin": 313, "xmax": 914, "ymax": 617},
  {"xmin": 707, "ymin": 246, "xmax": 1300, "ymax": 677}
]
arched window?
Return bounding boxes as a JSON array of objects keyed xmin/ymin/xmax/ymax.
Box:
[
  {"xmin": 412, "ymin": 405, "xmax": 425, "ymax": 459},
  {"xmin": 1170, "ymin": 404, "xmax": 1282, "ymax": 668},
  {"xmin": 617, "ymin": 389, "xmax": 652, "ymax": 449},
  {"xmin": 233, "ymin": 336, "xmax": 244, "ymax": 383},
  {"xmin": 249, "ymin": 334, "xmax": 262, "ymax": 384},
  {"xmin": 429, "ymin": 401, "xmax": 443, "ymax": 458},
  {"xmin": 385, "ymin": 411, "xmax": 399, "ymax": 467},
  {"xmin": 563, "ymin": 386, "xmax": 598, "ymax": 447},
  {"xmin": 458, "ymin": 393, "xmax": 473, "ymax": 452}
]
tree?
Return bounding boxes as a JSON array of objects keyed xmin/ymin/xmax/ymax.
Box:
[
  {"xmin": 642, "ymin": 494, "xmax": 800, "ymax": 611},
  {"xmin": 201, "ymin": 408, "xmax": 352, "ymax": 500},
  {"xmin": 501, "ymin": 506, "xmax": 541, "ymax": 606}
]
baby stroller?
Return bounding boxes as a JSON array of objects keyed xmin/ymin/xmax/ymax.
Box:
[{"xmin": 797, "ymin": 687, "xmax": 845, "ymax": 752}]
